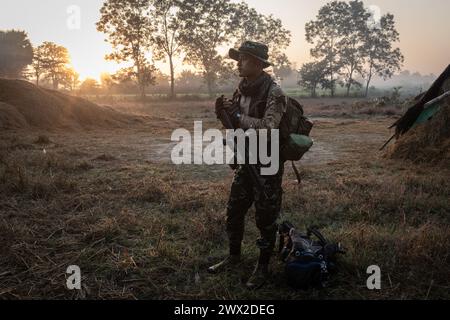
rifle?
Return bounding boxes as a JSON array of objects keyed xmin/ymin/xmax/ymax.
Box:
[{"xmin": 216, "ymin": 97, "xmax": 268, "ymax": 199}]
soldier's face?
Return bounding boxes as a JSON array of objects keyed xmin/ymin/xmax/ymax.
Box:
[{"xmin": 237, "ymin": 53, "xmax": 263, "ymax": 78}]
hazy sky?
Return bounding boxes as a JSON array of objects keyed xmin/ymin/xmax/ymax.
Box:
[{"xmin": 1, "ymin": 0, "xmax": 449, "ymax": 80}]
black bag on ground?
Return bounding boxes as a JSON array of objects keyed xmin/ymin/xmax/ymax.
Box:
[{"xmin": 278, "ymin": 221, "xmax": 345, "ymax": 289}]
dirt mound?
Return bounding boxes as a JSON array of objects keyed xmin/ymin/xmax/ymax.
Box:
[
  {"xmin": 0, "ymin": 79, "xmax": 144, "ymax": 130},
  {"xmin": 385, "ymin": 97, "xmax": 450, "ymax": 166},
  {"xmin": 0, "ymin": 102, "xmax": 28, "ymax": 129}
]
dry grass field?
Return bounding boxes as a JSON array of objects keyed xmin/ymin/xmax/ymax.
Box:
[{"xmin": 0, "ymin": 98, "xmax": 448, "ymax": 299}]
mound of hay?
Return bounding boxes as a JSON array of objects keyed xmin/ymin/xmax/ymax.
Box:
[
  {"xmin": 0, "ymin": 79, "xmax": 143, "ymax": 130},
  {"xmin": 385, "ymin": 97, "xmax": 450, "ymax": 166}
]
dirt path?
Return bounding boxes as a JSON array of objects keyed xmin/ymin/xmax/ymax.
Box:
[
  {"xmin": 143, "ymin": 117, "xmax": 392, "ymax": 166},
  {"xmin": 3, "ymin": 117, "xmax": 393, "ymax": 171}
]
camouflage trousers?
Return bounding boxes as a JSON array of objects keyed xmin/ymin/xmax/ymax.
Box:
[{"xmin": 226, "ymin": 163, "xmax": 284, "ymax": 264}]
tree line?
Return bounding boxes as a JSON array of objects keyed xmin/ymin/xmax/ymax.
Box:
[
  {"xmin": 0, "ymin": 28, "xmax": 225, "ymax": 96},
  {"xmin": 298, "ymin": 0, "xmax": 403, "ymax": 97},
  {"xmin": 0, "ymin": 0, "xmax": 291, "ymax": 98},
  {"xmin": 95, "ymin": 0, "xmax": 292, "ymax": 98},
  {"xmin": 0, "ymin": 0, "xmax": 403, "ymax": 99},
  {"xmin": 0, "ymin": 30, "xmax": 80, "ymax": 91}
]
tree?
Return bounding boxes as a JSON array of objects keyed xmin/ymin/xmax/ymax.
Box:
[
  {"xmin": 337, "ymin": 0, "xmax": 370, "ymax": 96},
  {"xmin": 0, "ymin": 30, "xmax": 33, "ymax": 78},
  {"xmin": 113, "ymin": 62, "xmax": 157, "ymax": 96},
  {"xmin": 30, "ymin": 42, "xmax": 74, "ymax": 90},
  {"xmin": 151, "ymin": 0, "xmax": 183, "ymax": 99},
  {"xmin": 34, "ymin": 42, "xmax": 71, "ymax": 90},
  {"xmin": 31, "ymin": 45, "xmax": 46, "ymax": 86},
  {"xmin": 232, "ymin": 2, "xmax": 292, "ymax": 77},
  {"xmin": 298, "ymin": 61, "xmax": 328, "ymax": 97},
  {"xmin": 362, "ymin": 13, "xmax": 404, "ymax": 97},
  {"xmin": 80, "ymin": 78, "xmax": 100, "ymax": 95},
  {"xmin": 97, "ymin": 0, "xmax": 155, "ymax": 98},
  {"xmin": 100, "ymin": 72, "xmax": 115, "ymax": 94},
  {"xmin": 176, "ymin": 70, "xmax": 203, "ymax": 92},
  {"xmin": 272, "ymin": 54, "xmax": 293, "ymax": 80},
  {"xmin": 178, "ymin": 0, "xmax": 236, "ymax": 97},
  {"xmin": 306, "ymin": 1, "xmax": 404, "ymax": 98},
  {"xmin": 61, "ymin": 67, "xmax": 80, "ymax": 91},
  {"xmin": 152, "ymin": 70, "xmax": 170, "ymax": 93},
  {"xmin": 305, "ymin": 1, "xmax": 348, "ymax": 97}
]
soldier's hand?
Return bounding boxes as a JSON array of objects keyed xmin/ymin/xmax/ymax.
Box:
[
  {"xmin": 215, "ymin": 96, "xmax": 235, "ymax": 118},
  {"xmin": 215, "ymin": 95, "xmax": 225, "ymax": 119},
  {"xmin": 225, "ymin": 102, "xmax": 241, "ymax": 128},
  {"xmin": 222, "ymin": 99, "xmax": 233, "ymax": 109}
]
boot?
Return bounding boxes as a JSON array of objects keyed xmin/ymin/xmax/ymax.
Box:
[
  {"xmin": 207, "ymin": 255, "xmax": 241, "ymax": 274},
  {"xmin": 245, "ymin": 263, "xmax": 270, "ymax": 289}
]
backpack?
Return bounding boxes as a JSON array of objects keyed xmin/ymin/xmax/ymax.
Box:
[
  {"xmin": 234, "ymin": 83, "xmax": 313, "ymax": 177},
  {"xmin": 278, "ymin": 221, "xmax": 345, "ymax": 290},
  {"xmin": 279, "ymin": 97, "xmax": 314, "ymax": 162}
]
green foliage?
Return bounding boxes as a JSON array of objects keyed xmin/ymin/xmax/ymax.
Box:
[
  {"xmin": 79, "ymin": 78, "xmax": 101, "ymax": 95},
  {"xmin": 232, "ymin": 2, "xmax": 292, "ymax": 77},
  {"xmin": 298, "ymin": 61, "xmax": 328, "ymax": 97},
  {"xmin": 338, "ymin": 0, "xmax": 370, "ymax": 96},
  {"xmin": 390, "ymin": 86, "xmax": 403, "ymax": 104},
  {"xmin": 0, "ymin": 30, "xmax": 33, "ymax": 78},
  {"xmin": 303, "ymin": 0, "xmax": 404, "ymax": 98},
  {"xmin": 363, "ymin": 14, "xmax": 404, "ymax": 97},
  {"xmin": 113, "ymin": 63, "xmax": 157, "ymax": 97},
  {"xmin": 31, "ymin": 42, "xmax": 73, "ymax": 90},
  {"xmin": 97, "ymin": 0, "xmax": 157, "ymax": 97},
  {"xmin": 177, "ymin": 0, "xmax": 236, "ymax": 97},
  {"xmin": 96, "ymin": 0, "xmax": 293, "ymax": 98},
  {"xmin": 151, "ymin": 0, "xmax": 183, "ymax": 98},
  {"xmin": 305, "ymin": 0, "xmax": 348, "ymax": 96}
]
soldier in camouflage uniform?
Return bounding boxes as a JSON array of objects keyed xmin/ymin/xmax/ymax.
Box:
[{"xmin": 208, "ymin": 41, "xmax": 287, "ymax": 289}]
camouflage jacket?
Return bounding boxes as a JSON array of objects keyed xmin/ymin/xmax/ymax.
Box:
[{"xmin": 234, "ymin": 80, "xmax": 288, "ymax": 130}]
